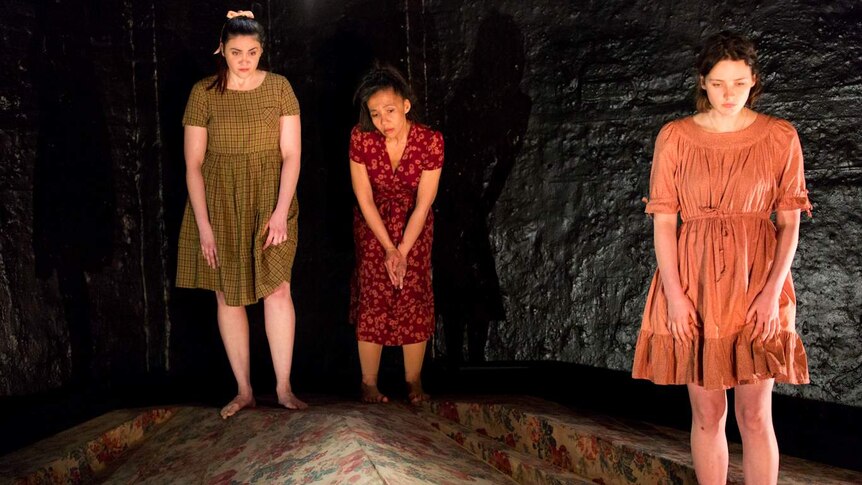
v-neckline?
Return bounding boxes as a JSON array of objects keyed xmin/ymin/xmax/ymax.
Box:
[{"xmin": 384, "ymin": 123, "xmax": 412, "ymax": 174}]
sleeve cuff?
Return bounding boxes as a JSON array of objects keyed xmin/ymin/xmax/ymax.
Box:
[{"xmin": 643, "ymin": 197, "xmax": 679, "ymax": 214}]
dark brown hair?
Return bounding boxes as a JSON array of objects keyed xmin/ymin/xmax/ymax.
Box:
[
  {"xmin": 353, "ymin": 63, "xmax": 417, "ymax": 132},
  {"xmin": 207, "ymin": 14, "xmax": 266, "ymax": 94},
  {"xmin": 694, "ymin": 31, "xmax": 762, "ymax": 112}
]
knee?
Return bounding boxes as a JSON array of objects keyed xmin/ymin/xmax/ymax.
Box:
[
  {"xmin": 264, "ymin": 282, "xmax": 292, "ymax": 303},
  {"xmin": 736, "ymin": 404, "xmax": 772, "ymax": 435},
  {"xmin": 692, "ymin": 401, "xmax": 727, "ymax": 431}
]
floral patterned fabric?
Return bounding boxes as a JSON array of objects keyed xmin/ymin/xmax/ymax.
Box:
[
  {"xmin": 80, "ymin": 402, "xmax": 509, "ymax": 484},
  {"xmin": 417, "ymin": 407, "xmax": 589, "ymax": 485},
  {"xmin": 0, "ymin": 408, "xmax": 175, "ymax": 484},
  {"xmin": 423, "ymin": 397, "xmax": 862, "ymax": 485},
  {"xmin": 349, "ymin": 123, "xmax": 444, "ymax": 345},
  {"xmin": 6, "ymin": 398, "xmax": 860, "ymax": 484}
]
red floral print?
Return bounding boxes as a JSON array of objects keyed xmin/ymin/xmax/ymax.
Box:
[{"xmin": 349, "ymin": 123, "xmax": 444, "ymax": 345}]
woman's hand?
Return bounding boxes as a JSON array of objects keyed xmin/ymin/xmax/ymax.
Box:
[
  {"xmin": 263, "ymin": 207, "xmax": 289, "ymax": 250},
  {"xmin": 198, "ymin": 223, "xmax": 219, "ymax": 269},
  {"xmin": 746, "ymin": 289, "xmax": 781, "ymax": 342},
  {"xmin": 394, "ymin": 244, "xmax": 409, "ymax": 288},
  {"xmin": 665, "ymin": 291, "xmax": 697, "ymax": 341},
  {"xmin": 384, "ymin": 247, "xmax": 405, "ymax": 288}
]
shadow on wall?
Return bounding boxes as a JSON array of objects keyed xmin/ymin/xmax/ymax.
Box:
[
  {"xmin": 433, "ymin": 11, "xmax": 532, "ymax": 364},
  {"xmin": 31, "ymin": 1, "xmax": 115, "ymax": 388}
]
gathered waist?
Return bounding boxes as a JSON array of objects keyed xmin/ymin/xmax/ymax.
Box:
[
  {"xmin": 683, "ymin": 210, "xmax": 770, "ymax": 223},
  {"xmin": 681, "ymin": 209, "xmax": 772, "ymax": 282},
  {"xmin": 206, "ymin": 148, "xmax": 282, "ymax": 158}
]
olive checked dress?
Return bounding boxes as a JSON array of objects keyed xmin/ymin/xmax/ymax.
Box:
[
  {"xmin": 349, "ymin": 123, "xmax": 445, "ymax": 345},
  {"xmin": 633, "ymin": 114, "xmax": 812, "ymax": 390},
  {"xmin": 176, "ymin": 73, "xmax": 300, "ymax": 307}
]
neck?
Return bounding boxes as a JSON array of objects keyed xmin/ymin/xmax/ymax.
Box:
[
  {"xmin": 227, "ymin": 70, "xmax": 260, "ymax": 89},
  {"xmin": 705, "ymin": 108, "xmax": 752, "ymax": 133},
  {"xmin": 385, "ymin": 122, "xmax": 410, "ymax": 144}
]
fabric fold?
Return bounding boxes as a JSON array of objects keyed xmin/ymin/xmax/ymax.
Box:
[{"xmin": 632, "ymin": 327, "xmax": 809, "ymax": 390}]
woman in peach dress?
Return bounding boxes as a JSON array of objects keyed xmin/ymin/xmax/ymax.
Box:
[{"xmin": 633, "ymin": 32, "xmax": 811, "ymax": 485}]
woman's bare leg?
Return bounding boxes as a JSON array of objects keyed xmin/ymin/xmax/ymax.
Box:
[
  {"xmin": 403, "ymin": 341, "xmax": 429, "ymax": 404},
  {"xmin": 263, "ymin": 281, "xmax": 307, "ymax": 410},
  {"xmin": 687, "ymin": 383, "xmax": 729, "ymax": 485},
  {"xmin": 735, "ymin": 379, "xmax": 778, "ymax": 485},
  {"xmin": 216, "ymin": 291, "xmax": 256, "ymax": 419},
  {"xmin": 358, "ymin": 341, "xmax": 388, "ymax": 402}
]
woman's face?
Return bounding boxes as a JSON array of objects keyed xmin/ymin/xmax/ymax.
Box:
[
  {"xmin": 366, "ymin": 88, "xmax": 411, "ymax": 138},
  {"xmin": 222, "ymin": 35, "xmax": 262, "ymax": 80},
  {"xmin": 701, "ymin": 59, "xmax": 756, "ymax": 116}
]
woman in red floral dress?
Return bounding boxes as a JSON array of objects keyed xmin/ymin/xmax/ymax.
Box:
[{"xmin": 349, "ymin": 65, "xmax": 444, "ymax": 404}]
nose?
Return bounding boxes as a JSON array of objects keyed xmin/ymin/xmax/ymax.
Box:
[{"xmin": 723, "ymin": 85, "xmax": 736, "ymax": 99}]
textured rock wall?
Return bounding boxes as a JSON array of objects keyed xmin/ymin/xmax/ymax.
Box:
[{"xmin": 0, "ymin": 0, "xmax": 859, "ymax": 407}]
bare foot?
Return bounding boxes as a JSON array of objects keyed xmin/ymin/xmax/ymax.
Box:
[
  {"xmin": 220, "ymin": 394, "xmax": 256, "ymax": 419},
  {"xmin": 277, "ymin": 390, "xmax": 308, "ymax": 410},
  {"xmin": 361, "ymin": 383, "xmax": 389, "ymax": 403},
  {"xmin": 406, "ymin": 381, "xmax": 429, "ymax": 405}
]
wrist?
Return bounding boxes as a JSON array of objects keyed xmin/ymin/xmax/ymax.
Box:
[
  {"xmin": 663, "ymin": 288, "xmax": 687, "ymax": 301},
  {"xmin": 759, "ymin": 283, "xmax": 781, "ymax": 299}
]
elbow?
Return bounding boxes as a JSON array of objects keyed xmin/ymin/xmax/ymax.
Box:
[
  {"xmin": 416, "ymin": 202, "xmax": 434, "ymax": 219},
  {"xmin": 282, "ymin": 152, "xmax": 301, "ymax": 169}
]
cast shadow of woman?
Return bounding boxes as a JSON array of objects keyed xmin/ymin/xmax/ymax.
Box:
[{"xmin": 434, "ymin": 12, "xmax": 531, "ymax": 364}]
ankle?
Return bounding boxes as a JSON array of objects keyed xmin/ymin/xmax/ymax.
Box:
[
  {"xmin": 361, "ymin": 375, "xmax": 379, "ymax": 387},
  {"xmin": 275, "ymin": 382, "xmax": 294, "ymax": 394}
]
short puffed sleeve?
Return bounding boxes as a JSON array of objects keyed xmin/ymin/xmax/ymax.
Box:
[
  {"xmin": 643, "ymin": 122, "xmax": 680, "ymax": 214},
  {"xmin": 182, "ymin": 81, "xmax": 209, "ymax": 127},
  {"xmin": 423, "ymin": 130, "xmax": 444, "ymax": 171},
  {"xmin": 774, "ymin": 122, "xmax": 812, "ymax": 215},
  {"xmin": 279, "ymin": 77, "xmax": 300, "ymax": 116},
  {"xmin": 349, "ymin": 125, "xmax": 366, "ymax": 165}
]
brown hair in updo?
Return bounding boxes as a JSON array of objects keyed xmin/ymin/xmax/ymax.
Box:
[{"xmin": 208, "ymin": 14, "xmax": 266, "ymax": 94}]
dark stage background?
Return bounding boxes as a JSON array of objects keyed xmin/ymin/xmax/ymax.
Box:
[{"xmin": 1, "ymin": 0, "xmax": 860, "ymax": 462}]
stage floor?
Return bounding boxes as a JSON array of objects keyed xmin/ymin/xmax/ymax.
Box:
[{"xmin": 2, "ymin": 396, "xmax": 860, "ymax": 484}]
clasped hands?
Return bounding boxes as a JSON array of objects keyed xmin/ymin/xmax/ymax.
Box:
[
  {"xmin": 665, "ymin": 289, "xmax": 781, "ymax": 343},
  {"xmin": 384, "ymin": 246, "xmax": 407, "ymax": 289}
]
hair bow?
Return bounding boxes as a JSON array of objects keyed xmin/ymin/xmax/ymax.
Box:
[
  {"xmin": 213, "ymin": 10, "xmax": 256, "ymax": 54},
  {"xmin": 226, "ymin": 10, "xmax": 254, "ymax": 19}
]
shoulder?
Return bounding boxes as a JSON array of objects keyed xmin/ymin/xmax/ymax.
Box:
[
  {"xmin": 351, "ymin": 124, "xmax": 374, "ymax": 139},
  {"xmin": 350, "ymin": 124, "xmax": 378, "ymax": 147},
  {"xmin": 655, "ymin": 118, "xmax": 687, "ymax": 145},
  {"xmin": 266, "ymin": 72, "xmax": 291, "ymax": 87},
  {"xmin": 413, "ymin": 123, "xmax": 440, "ymax": 137},
  {"xmin": 191, "ymin": 76, "xmax": 217, "ymax": 93},
  {"xmin": 761, "ymin": 114, "xmax": 798, "ymax": 140},
  {"xmin": 413, "ymin": 123, "xmax": 443, "ymax": 143}
]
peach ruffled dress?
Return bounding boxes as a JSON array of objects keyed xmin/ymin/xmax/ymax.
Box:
[{"xmin": 632, "ymin": 114, "xmax": 812, "ymax": 390}]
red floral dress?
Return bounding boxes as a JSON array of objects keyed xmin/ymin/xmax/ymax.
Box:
[{"xmin": 349, "ymin": 123, "xmax": 445, "ymax": 345}]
